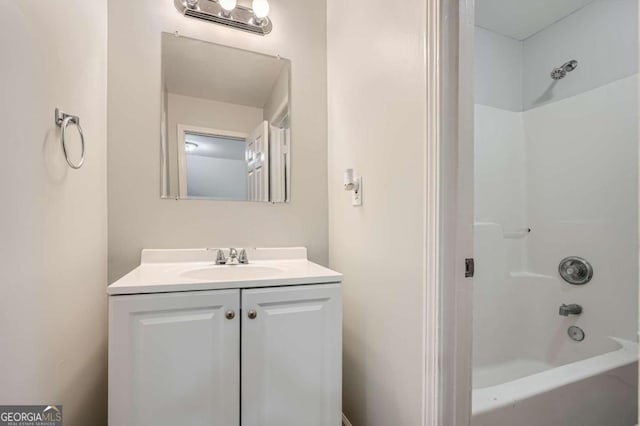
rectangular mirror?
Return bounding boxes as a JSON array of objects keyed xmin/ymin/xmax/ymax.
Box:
[{"xmin": 160, "ymin": 33, "xmax": 291, "ymax": 202}]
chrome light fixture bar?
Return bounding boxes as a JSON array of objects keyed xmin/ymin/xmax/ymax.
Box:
[{"xmin": 175, "ymin": 0, "xmax": 273, "ymax": 36}]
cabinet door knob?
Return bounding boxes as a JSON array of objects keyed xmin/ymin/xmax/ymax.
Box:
[
  {"xmin": 225, "ymin": 310, "xmax": 236, "ymax": 320},
  {"xmin": 247, "ymin": 310, "xmax": 257, "ymax": 319}
]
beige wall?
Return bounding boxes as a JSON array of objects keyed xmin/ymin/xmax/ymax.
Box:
[
  {"xmin": 0, "ymin": 1, "xmax": 108, "ymax": 425},
  {"xmin": 327, "ymin": 0, "xmax": 427, "ymax": 424},
  {"xmin": 263, "ymin": 65, "xmax": 290, "ymax": 122},
  {"xmin": 108, "ymin": 0, "xmax": 328, "ymax": 282}
]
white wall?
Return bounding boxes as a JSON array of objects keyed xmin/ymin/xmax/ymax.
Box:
[
  {"xmin": 108, "ymin": 0, "xmax": 328, "ymax": 281},
  {"xmin": 474, "ymin": 105, "xmax": 526, "ymax": 229},
  {"xmin": 475, "ymin": 27, "xmax": 523, "ymax": 111},
  {"xmin": 327, "ymin": 0, "xmax": 426, "ymax": 424},
  {"xmin": 263, "ymin": 65, "xmax": 290, "ymax": 122},
  {"xmin": 523, "ymin": 0, "xmax": 639, "ymax": 110},
  {"xmin": 166, "ymin": 93, "xmax": 262, "ymax": 196},
  {"xmin": 0, "ymin": 1, "xmax": 108, "ymax": 424}
]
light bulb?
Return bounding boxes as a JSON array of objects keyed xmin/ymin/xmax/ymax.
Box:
[
  {"xmin": 252, "ymin": 0, "xmax": 270, "ymax": 20},
  {"xmin": 344, "ymin": 169, "xmax": 355, "ymax": 190},
  {"xmin": 219, "ymin": 0, "xmax": 237, "ymax": 12}
]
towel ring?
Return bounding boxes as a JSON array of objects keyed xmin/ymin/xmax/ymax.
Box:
[{"xmin": 55, "ymin": 108, "xmax": 85, "ymax": 169}]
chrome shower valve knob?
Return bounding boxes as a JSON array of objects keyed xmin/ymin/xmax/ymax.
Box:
[{"xmin": 559, "ymin": 256, "xmax": 593, "ymax": 285}]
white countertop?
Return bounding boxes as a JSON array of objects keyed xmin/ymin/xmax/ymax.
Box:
[{"xmin": 107, "ymin": 247, "xmax": 342, "ymax": 296}]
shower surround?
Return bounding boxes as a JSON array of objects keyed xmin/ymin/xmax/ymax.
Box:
[{"xmin": 472, "ymin": 0, "xmax": 639, "ymax": 424}]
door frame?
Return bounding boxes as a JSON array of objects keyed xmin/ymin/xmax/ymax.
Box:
[
  {"xmin": 423, "ymin": 0, "xmax": 475, "ymax": 424},
  {"xmin": 176, "ymin": 124, "xmax": 248, "ymax": 199}
]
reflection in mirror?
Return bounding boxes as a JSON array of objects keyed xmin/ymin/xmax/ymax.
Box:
[{"xmin": 160, "ymin": 33, "xmax": 291, "ymax": 202}]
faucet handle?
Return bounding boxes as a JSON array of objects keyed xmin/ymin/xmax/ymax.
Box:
[
  {"xmin": 214, "ymin": 249, "xmax": 226, "ymax": 265},
  {"xmin": 238, "ymin": 249, "xmax": 249, "ymax": 264}
]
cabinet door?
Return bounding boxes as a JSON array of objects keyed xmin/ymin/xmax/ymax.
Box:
[
  {"xmin": 109, "ymin": 290, "xmax": 240, "ymax": 426},
  {"xmin": 241, "ymin": 284, "xmax": 342, "ymax": 426}
]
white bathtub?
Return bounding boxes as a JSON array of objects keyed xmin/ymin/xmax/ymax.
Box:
[
  {"xmin": 472, "ymin": 223, "xmax": 639, "ymax": 425},
  {"xmin": 472, "ymin": 338, "xmax": 638, "ymax": 426}
]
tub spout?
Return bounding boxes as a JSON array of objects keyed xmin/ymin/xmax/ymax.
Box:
[{"xmin": 559, "ymin": 304, "xmax": 582, "ymax": 316}]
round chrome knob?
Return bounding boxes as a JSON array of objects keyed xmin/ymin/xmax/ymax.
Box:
[
  {"xmin": 568, "ymin": 326, "xmax": 585, "ymax": 342},
  {"xmin": 225, "ymin": 310, "xmax": 235, "ymax": 320},
  {"xmin": 559, "ymin": 256, "xmax": 593, "ymax": 285},
  {"xmin": 247, "ymin": 310, "xmax": 257, "ymax": 319}
]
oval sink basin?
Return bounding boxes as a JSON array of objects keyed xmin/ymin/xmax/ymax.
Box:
[{"xmin": 180, "ymin": 265, "xmax": 283, "ymax": 281}]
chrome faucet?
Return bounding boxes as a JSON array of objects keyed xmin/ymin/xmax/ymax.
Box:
[
  {"xmin": 559, "ymin": 304, "xmax": 582, "ymax": 316},
  {"xmin": 208, "ymin": 248, "xmax": 249, "ymax": 265},
  {"xmin": 227, "ymin": 248, "xmax": 239, "ymax": 265},
  {"xmin": 225, "ymin": 248, "xmax": 249, "ymax": 265}
]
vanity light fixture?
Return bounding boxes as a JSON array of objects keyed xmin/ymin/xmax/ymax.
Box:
[
  {"xmin": 344, "ymin": 169, "xmax": 363, "ymax": 207},
  {"xmin": 175, "ymin": 0, "xmax": 273, "ymax": 36},
  {"xmin": 252, "ymin": 0, "xmax": 270, "ymax": 24},
  {"xmin": 185, "ymin": 142, "xmax": 199, "ymax": 152},
  {"xmin": 218, "ymin": 0, "xmax": 237, "ymax": 17}
]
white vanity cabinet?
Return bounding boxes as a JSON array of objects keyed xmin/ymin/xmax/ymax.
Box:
[
  {"xmin": 241, "ymin": 284, "xmax": 342, "ymax": 426},
  {"xmin": 108, "ymin": 282, "xmax": 341, "ymax": 426},
  {"xmin": 109, "ymin": 290, "xmax": 240, "ymax": 426}
]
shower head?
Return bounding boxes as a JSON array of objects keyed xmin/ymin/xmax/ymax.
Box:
[
  {"xmin": 550, "ymin": 60, "xmax": 578, "ymax": 80},
  {"xmin": 563, "ymin": 60, "xmax": 578, "ymax": 72}
]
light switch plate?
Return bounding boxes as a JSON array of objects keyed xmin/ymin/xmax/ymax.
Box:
[{"xmin": 352, "ymin": 177, "xmax": 362, "ymax": 206}]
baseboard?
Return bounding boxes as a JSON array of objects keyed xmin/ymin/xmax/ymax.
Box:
[{"xmin": 342, "ymin": 413, "xmax": 353, "ymax": 426}]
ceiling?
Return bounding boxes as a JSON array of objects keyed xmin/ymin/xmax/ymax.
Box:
[
  {"xmin": 475, "ymin": 0, "xmax": 597, "ymax": 40},
  {"xmin": 162, "ymin": 33, "xmax": 289, "ymax": 108}
]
